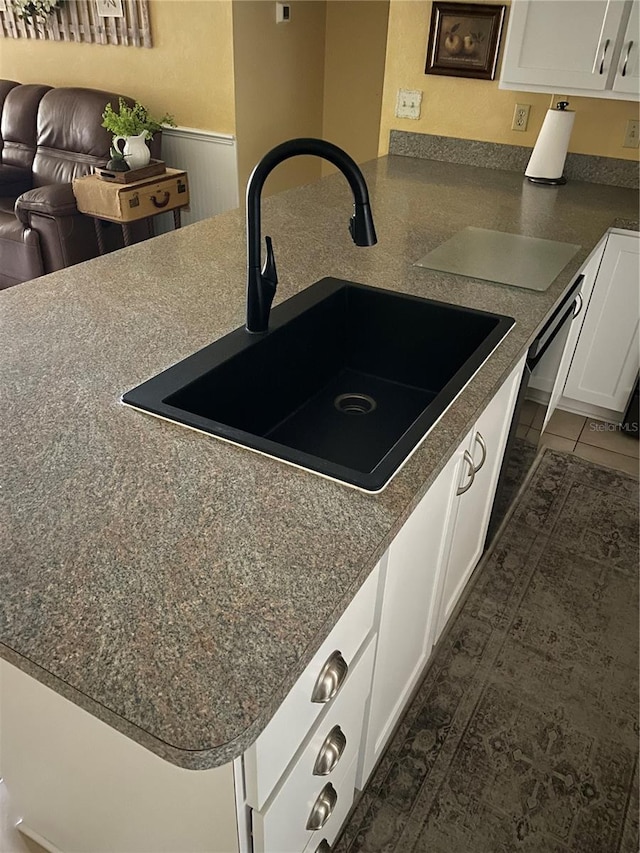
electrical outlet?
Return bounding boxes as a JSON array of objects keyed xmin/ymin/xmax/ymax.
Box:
[
  {"xmin": 395, "ymin": 89, "xmax": 422, "ymax": 120},
  {"xmin": 623, "ymin": 118, "xmax": 639, "ymax": 148},
  {"xmin": 511, "ymin": 103, "xmax": 530, "ymax": 132}
]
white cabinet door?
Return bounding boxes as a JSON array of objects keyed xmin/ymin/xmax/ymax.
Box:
[
  {"xmin": 500, "ymin": 0, "xmax": 631, "ymax": 96},
  {"xmin": 434, "ymin": 359, "xmax": 524, "ymax": 641},
  {"xmin": 358, "ymin": 449, "xmax": 459, "ymax": 788},
  {"xmin": 613, "ymin": 0, "xmax": 640, "ymax": 93},
  {"xmin": 563, "ymin": 232, "xmax": 640, "ymax": 415}
]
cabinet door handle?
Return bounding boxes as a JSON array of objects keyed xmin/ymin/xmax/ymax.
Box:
[
  {"xmin": 313, "ymin": 725, "xmax": 347, "ymax": 776},
  {"xmin": 472, "ymin": 431, "xmax": 487, "ymax": 474},
  {"xmin": 314, "ymin": 842, "xmax": 331, "ymax": 853},
  {"xmin": 311, "ymin": 651, "xmax": 348, "ymax": 703},
  {"xmin": 573, "ymin": 292, "xmax": 583, "ymax": 319},
  {"xmin": 598, "ymin": 38, "xmax": 610, "ymax": 74},
  {"xmin": 456, "ymin": 450, "xmax": 476, "ymax": 496},
  {"xmin": 622, "ymin": 40, "xmax": 634, "ymax": 76},
  {"xmin": 306, "ymin": 782, "xmax": 338, "ymax": 830}
]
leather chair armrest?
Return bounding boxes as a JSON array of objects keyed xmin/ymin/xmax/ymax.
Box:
[{"xmin": 15, "ymin": 182, "xmax": 78, "ymax": 225}]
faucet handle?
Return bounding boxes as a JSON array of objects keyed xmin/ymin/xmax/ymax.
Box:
[
  {"xmin": 261, "ymin": 236, "xmax": 278, "ymax": 287},
  {"xmin": 349, "ymin": 202, "xmax": 377, "ymax": 247}
]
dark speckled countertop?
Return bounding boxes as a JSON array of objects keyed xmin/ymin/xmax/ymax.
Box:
[{"xmin": 1, "ymin": 156, "xmax": 637, "ymax": 769}]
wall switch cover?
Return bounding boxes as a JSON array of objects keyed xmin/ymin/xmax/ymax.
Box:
[
  {"xmin": 395, "ymin": 89, "xmax": 422, "ymax": 120},
  {"xmin": 623, "ymin": 119, "xmax": 639, "ymax": 148},
  {"xmin": 276, "ymin": 2, "xmax": 290, "ymax": 23}
]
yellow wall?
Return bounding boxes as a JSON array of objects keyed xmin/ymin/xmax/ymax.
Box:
[
  {"xmin": 0, "ymin": 0, "xmax": 236, "ymax": 134},
  {"xmin": 2, "ymin": 0, "xmax": 636, "ymax": 200},
  {"xmin": 379, "ymin": 0, "xmax": 640, "ymax": 161},
  {"xmin": 233, "ymin": 0, "xmax": 327, "ymax": 196},
  {"xmin": 321, "ymin": 0, "xmax": 389, "ymax": 176},
  {"xmin": 232, "ymin": 0, "xmax": 388, "ymax": 196}
]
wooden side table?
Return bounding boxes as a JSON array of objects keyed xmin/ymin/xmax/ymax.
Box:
[{"xmin": 72, "ymin": 168, "xmax": 190, "ymax": 255}]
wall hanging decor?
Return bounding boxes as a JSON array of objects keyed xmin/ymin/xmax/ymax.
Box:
[
  {"xmin": 0, "ymin": 0, "xmax": 152, "ymax": 46},
  {"xmin": 425, "ymin": 2, "xmax": 505, "ymax": 80}
]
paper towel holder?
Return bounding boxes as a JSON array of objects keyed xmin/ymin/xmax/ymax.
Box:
[{"xmin": 526, "ymin": 101, "xmax": 572, "ymax": 186}]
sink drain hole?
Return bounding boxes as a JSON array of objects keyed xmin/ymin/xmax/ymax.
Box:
[{"xmin": 334, "ymin": 393, "xmax": 377, "ymax": 415}]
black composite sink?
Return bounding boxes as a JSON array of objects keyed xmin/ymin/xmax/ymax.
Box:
[{"xmin": 123, "ymin": 278, "xmax": 514, "ymax": 491}]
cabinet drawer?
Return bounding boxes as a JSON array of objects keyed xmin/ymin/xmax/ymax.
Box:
[
  {"xmin": 245, "ymin": 563, "xmax": 380, "ymax": 810},
  {"xmin": 302, "ymin": 754, "xmax": 360, "ymax": 853},
  {"xmin": 252, "ymin": 636, "xmax": 375, "ymax": 853}
]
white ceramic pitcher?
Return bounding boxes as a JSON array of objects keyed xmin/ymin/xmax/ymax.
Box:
[{"xmin": 113, "ymin": 132, "xmax": 151, "ymax": 171}]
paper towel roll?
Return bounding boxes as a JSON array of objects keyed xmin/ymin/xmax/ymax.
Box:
[{"xmin": 525, "ymin": 104, "xmax": 575, "ymax": 184}]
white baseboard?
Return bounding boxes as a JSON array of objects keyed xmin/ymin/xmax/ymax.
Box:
[
  {"xmin": 16, "ymin": 821, "xmax": 63, "ymax": 853},
  {"xmin": 556, "ymin": 396, "xmax": 624, "ymax": 423}
]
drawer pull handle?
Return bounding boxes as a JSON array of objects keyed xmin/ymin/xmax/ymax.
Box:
[
  {"xmin": 311, "ymin": 651, "xmax": 348, "ymax": 703},
  {"xmin": 315, "ymin": 841, "xmax": 332, "ymax": 853},
  {"xmin": 598, "ymin": 38, "xmax": 610, "ymax": 74},
  {"xmin": 313, "ymin": 725, "xmax": 347, "ymax": 776},
  {"xmin": 472, "ymin": 431, "xmax": 487, "ymax": 474},
  {"xmin": 151, "ymin": 190, "xmax": 171, "ymax": 208},
  {"xmin": 306, "ymin": 782, "xmax": 338, "ymax": 831},
  {"xmin": 456, "ymin": 450, "xmax": 476, "ymax": 496},
  {"xmin": 622, "ymin": 40, "xmax": 633, "ymax": 76}
]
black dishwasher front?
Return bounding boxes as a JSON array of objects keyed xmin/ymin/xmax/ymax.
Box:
[{"xmin": 486, "ymin": 275, "xmax": 584, "ymax": 546}]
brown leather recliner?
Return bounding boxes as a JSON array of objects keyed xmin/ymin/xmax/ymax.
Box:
[
  {"xmin": 0, "ymin": 79, "xmax": 22, "ymax": 153},
  {"xmin": 0, "ymin": 84, "xmax": 161, "ymax": 290}
]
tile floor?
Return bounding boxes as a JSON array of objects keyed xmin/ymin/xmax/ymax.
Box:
[
  {"xmin": 524, "ymin": 404, "xmax": 639, "ymax": 478},
  {"xmin": 0, "ymin": 413, "xmax": 637, "ymax": 853}
]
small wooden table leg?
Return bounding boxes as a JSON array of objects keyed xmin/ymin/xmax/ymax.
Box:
[{"xmin": 93, "ymin": 218, "xmax": 106, "ymax": 256}]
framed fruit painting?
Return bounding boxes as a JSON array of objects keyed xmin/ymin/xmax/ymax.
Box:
[{"xmin": 425, "ymin": 2, "xmax": 506, "ymax": 80}]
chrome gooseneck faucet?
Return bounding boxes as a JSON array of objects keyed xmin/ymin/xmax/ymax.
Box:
[{"xmin": 245, "ymin": 138, "xmax": 377, "ymax": 334}]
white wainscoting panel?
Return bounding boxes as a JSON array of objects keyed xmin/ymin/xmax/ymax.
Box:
[{"xmin": 156, "ymin": 126, "xmax": 239, "ymax": 233}]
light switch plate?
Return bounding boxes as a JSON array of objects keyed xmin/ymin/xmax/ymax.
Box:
[
  {"xmin": 395, "ymin": 89, "xmax": 422, "ymax": 120},
  {"xmin": 623, "ymin": 119, "xmax": 639, "ymax": 149},
  {"xmin": 276, "ymin": 2, "xmax": 290, "ymax": 23}
]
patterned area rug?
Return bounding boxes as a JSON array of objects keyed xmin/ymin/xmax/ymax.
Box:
[{"xmin": 335, "ymin": 449, "xmax": 639, "ymax": 853}]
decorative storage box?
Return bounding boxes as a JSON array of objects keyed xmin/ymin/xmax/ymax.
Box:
[{"xmin": 73, "ymin": 168, "xmax": 189, "ymax": 223}]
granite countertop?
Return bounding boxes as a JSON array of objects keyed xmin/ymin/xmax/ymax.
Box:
[{"xmin": 1, "ymin": 155, "xmax": 637, "ymax": 770}]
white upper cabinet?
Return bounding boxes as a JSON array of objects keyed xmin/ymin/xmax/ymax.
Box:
[
  {"xmin": 500, "ymin": 0, "xmax": 639, "ymax": 100},
  {"xmin": 612, "ymin": 0, "xmax": 640, "ymax": 93}
]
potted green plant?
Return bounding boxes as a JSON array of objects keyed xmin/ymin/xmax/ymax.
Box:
[
  {"xmin": 101, "ymin": 98, "xmax": 176, "ymax": 171},
  {"xmin": 14, "ymin": 0, "xmax": 62, "ymax": 26}
]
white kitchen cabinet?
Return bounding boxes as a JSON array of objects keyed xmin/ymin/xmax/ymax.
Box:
[
  {"xmin": 613, "ymin": 0, "xmax": 640, "ymax": 93},
  {"xmin": 251, "ymin": 637, "xmax": 376, "ymax": 853},
  {"xmin": 357, "ymin": 450, "xmax": 460, "ymax": 787},
  {"xmin": 359, "ymin": 356, "xmax": 525, "ymax": 788},
  {"xmin": 562, "ymin": 231, "xmax": 640, "ymax": 416},
  {"xmin": 499, "ymin": 0, "xmax": 639, "ymax": 100},
  {"xmin": 433, "ymin": 359, "xmax": 525, "ymax": 641}
]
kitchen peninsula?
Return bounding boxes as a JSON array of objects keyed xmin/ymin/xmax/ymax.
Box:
[{"xmin": 1, "ymin": 153, "xmax": 638, "ymax": 852}]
